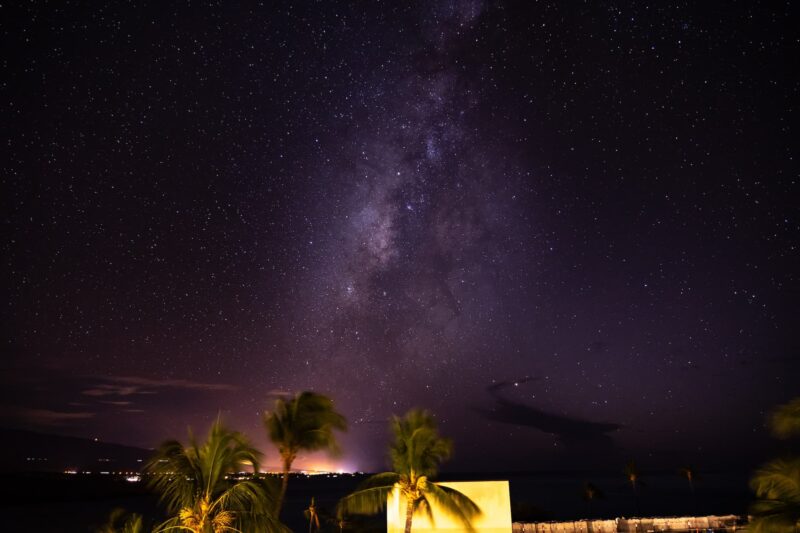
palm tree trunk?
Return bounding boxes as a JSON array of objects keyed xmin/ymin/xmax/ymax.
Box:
[
  {"xmin": 404, "ymin": 498, "xmax": 414, "ymax": 533},
  {"xmin": 275, "ymin": 456, "xmax": 291, "ymax": 516}
]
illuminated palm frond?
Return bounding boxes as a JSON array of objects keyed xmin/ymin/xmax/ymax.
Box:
[
  {"xmin": 146, "ymin": 418, "xmax": 286, "ymax": 533},
  {"xmin": 337, "ymin": 409, "xmax": 480, "ymax": 532},
  {"xmin": 211, "ymin": 510, "xmax": 235, "ymax": 532},
  {"xmin": 338, "ymin": 484, "xmax": 395, "ymax": 516},
  {"xmin": 425, "ymin": 481, "xmax": 480, "ymax": 532},
  {"xmin": 749, "ymin": 457, "xmax": 800, "ymax": 533},
  {"xmin": 415, "ymin": 496, "xmax": 435, "ymax": 528}
]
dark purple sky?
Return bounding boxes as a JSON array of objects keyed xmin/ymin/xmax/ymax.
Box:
[{"xmin": 3, "ymin": 1, "xmax": 797, "ymax": 472}]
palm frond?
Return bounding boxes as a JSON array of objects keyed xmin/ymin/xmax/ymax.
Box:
[
  {"xmin": 337, "ymin": 485, "xmax": 394, "ymax": 516},
  {"xmin": 338, "ymin": 408, "xmax": 473, "ymax": 529},
  {"xmin": 751, "ymin": 458, "xmax": 800, "ymax": 500},
  {"xmin": 145, "ymin": 439, "xmax": 199, "ymax": 512},
  {"xmin": 425, "ymin": 482, "xmax": 481, "ymax": 531},
  {"xmin": 97, "ymin": 508, "xmax": 127, "ymax": 533},
  {"xmin": 770, "ymin": 398, "xmax": 800, "ymax": 439},
  {"xmin": 153, "ymin": 515, "xmax": 188, "ymax": 533},
  {"xmin": 145, "ymin": 419, "xmax": 278, "ymax": 532},
  {"xmin": 121, "ymin": 514, "xmax": 145, "ymax": 533},
  {"xmin": 355, "ymin": 472, "xmax": 401, "ymax": 490},
  {"xmin": 748, "ymin": 498, "xmax": 800, "ymax": 533},
  {"xmin": 214, "ymin": 479, "xmax": 271, "ymax": 514},
  {"xmin": 264, "ymin": 392, "xmax": 347, "ymax": 454},
  {"xmin": 416, "ymin": 495, "xmax": 436, "ymax": 527},
  {"xmin": 749, "ymin": 457, "xmax": 800, "ymax": 533},
  {"xmin": 263, "ymin": 391, "xmax": 347, "ymax": 515},
  {"xmin": 389, "ymin": 409, "xmax": 452, "ymax": 478},
  {"xmin": 97, "ymin": 508, "xmax": 146, "ymax": 533}
]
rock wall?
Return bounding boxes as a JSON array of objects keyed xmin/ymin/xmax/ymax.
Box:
[{"xmin": 512, "ymin": 515, "xmax": 743, "ymax": 533}]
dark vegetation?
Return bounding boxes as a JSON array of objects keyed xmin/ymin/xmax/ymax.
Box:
[{"xmin": 1, "ymin": 394, "xmax": 796, "ymax": 531}]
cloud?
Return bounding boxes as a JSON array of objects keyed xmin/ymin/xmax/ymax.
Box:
[
  {"xmin": 264, "ymin": 389, "xmax": 291, "ymax": 398},
  {"xmin": 18, "ymin": 408, "xmax": 95, "ymax": 427},
  {"xmin": 107, "ymin": 375, "xmax": 238, "ymax": 391},
  {"xmin": 479, "ymin": 378, "xmax": 621, "ymax": 445},
  {"xmin": 0, "ymin": 363, "xmax": 237, "ymax": 438},
  {"xmin": 81, "ymin": 375, "xmax": 238, "ymax": 398},
  {"xmin": 82, "ymin": 384, "xmax": 141, "ymax": 397}
]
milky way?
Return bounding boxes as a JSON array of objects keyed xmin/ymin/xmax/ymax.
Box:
[{"xmin": 3, "ymin": 1, "xmax": 797, "ymax": 471}]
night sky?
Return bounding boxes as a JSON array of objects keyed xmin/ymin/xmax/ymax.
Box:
[{"xmin": 3, "ymin": 1, "xmax": 798, "ymax": 473}]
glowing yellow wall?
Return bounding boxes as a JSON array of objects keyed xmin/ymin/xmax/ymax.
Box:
[{"xmin": 386, "ymin": 480, "xmax": 512, "ymax": 532}]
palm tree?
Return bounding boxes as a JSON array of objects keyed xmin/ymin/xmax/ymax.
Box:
[
  {"xmin": 581, "ymin": 482, "xmax": 604, "ymax": 518},
  {"xmin": 145, "ymin": 418, "xmax": 283, "ymax": 532},
  {"xmin": 263, "ymin": 391, "xmax": 347, "ymax": 516},
  {"xmin": 624, "ymin": 460, "xmax": 641, "ymax": 516},
  {"xmin": 97, "ymin": 508, "xmax": 146, "ymax": 533},
  {"xmin": 679, "ymin": 466, "xmax": 696, "ymax": 493},
  {"xmin": 304, "ymin": 497, "xmax": 321, "ymax": 533},
  {"xmin": 679, "ymin": 466, "xmax": 698, "ymax": 514},
  {"xmin": 749, "ymin": 457, "xmax": 800, "ymax": 533},
  {"xmin": 337, "ymin": 409, "xmax": 481, "ymax": 533},
  {"xmin": 749, "ymin": 397, "xmax": 800, "ymax": 532}
]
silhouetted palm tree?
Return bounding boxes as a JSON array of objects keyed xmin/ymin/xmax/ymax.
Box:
[
  {"xmin": 263, "ymin": 391, "xmax": 347, "ymax": 516},
  {"xmin": 679, "ymin": 466, "xmax": 698, "ymax": 514},
  {"xmin": 337, "ymin": 409, "xmax": 480, "ymax": 533},
  {"xmin": 581, "ymin": 482, "xmax": 604, "ymax": 518},
  {"xmin": 97, "ymin": 508, "xmax": 145, "ymax": 533},
  {"xmin": 678, "ymin": 466, "xmax": 696, "ymax": 493},
  {"xmin": 145, "ymin": 418, "xmax": 284, "ymax": 532},
  {"xmin": 304, "ymin": 497, "xmax": 320, "ymax": 533},
  {"xmin": 624, "ymin": 460, "xmax": 641, "ymax": 516}
]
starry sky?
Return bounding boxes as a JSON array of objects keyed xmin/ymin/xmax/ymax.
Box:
[{"xmin": 3, "ymin": 1, "xmax": 798, "ymax": 472}]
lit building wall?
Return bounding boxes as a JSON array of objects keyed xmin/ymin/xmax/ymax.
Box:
[{"xmin": 387, "ymin": 480, "xmax": 512, "ymax": 532}]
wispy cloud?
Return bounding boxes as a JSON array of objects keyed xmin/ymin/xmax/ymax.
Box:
[
  {"xmin": 107, "ymin": 375, "xmax": 238, "ymax": 391},
  {"xmin": 19, "ymin": 408, "xmax": 95, "ymax": 426},
  {"xmin": 479, "ymin": 378, "xmax": 621, "ymax": 446},
  {"xmin": 82, "ymin": 384, "xmax": 141, "ymax": 397},
  {"xmin": 81, "ymin": 375, "xmax": 237, "ymax": 398}
]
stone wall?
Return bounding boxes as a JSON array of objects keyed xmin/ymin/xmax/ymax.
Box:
[{"xmin": 512, "ymin": 515, "xmax": 743, "ymax": 533}]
